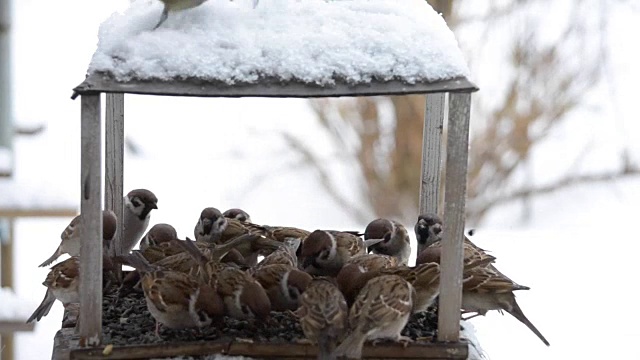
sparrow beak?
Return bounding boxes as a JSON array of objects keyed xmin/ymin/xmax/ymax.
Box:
[{"xmin": 151, "ymin": 203, "xmax": 158, "ymax": 210}]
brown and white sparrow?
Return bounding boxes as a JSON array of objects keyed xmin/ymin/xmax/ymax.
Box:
[
  {"xmin": 334, "ymin": 275, "xmax": 414, "ymax": 359},
  {"xmin": 257, "ymin": 238, "xmax": 301, "ymax": 269},
  {"xmin": 121, "ymin": 189, "xmax": 158, "ymax": 254},
  {"xmin": 365, "ymin": 218, "xmax": 412, "ymax": 266},
  {"xmin": 28, "ymin": 257, "xmax": 81, "ymax": 323},
  {"xmin": 216, "ymin": 266, "xmax": 271, "ymax": 320},
  {"xmin": 39, "ymin": 210, "xmax": 118, "ymax": 268},
  {"xmin": 295, "ymin": 278, "xmax": 348, "ymax": 360},
  {"xmin": 222, "ymin": 208, "xmax": 252, "ymax": 223},
  {"xmin": 154, "ymin": 0, "xmax": 209, "ymax": 29},
  {"xmin": 251, "ymin": 263, "xmax": 312, "ymax": 311},
  {"xmin": 300, "ymin": 230, "xmax": 384, "ymax": 277},
  {"xmin": 194, "ymin": 207, "xmax": 228, "ymax": 244},
  {"xmin": 139, "ymin": 223, "xmax": 178, "ymax": 252},
  {"xmin": 123, "ymin": 252, "xmax": 225, "ymax": 335},
  {"xmin": 414, "ymin": 213, "xmax": 497, "ymax": 269},
  {"xmin": 345, "ymin": 253, "xmax": 399, "ymax": 272},
  {"xmin": 461, "ymin": 265, "xmax": 550, "ymax": 346}
]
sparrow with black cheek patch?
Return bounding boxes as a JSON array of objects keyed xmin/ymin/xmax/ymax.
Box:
[
  {"xmin": 216, "ymin": 266, "xmax": 271, "ymax": 320},
  {"xmin": 122, "ymin": 252, "xmax": 225, "ymax": 337},
  {"xmin": 139, "ymin": 223, "xmax": 178, "ymax": 252},
  {"xmin": 121, "ymin": 189, "xmax": 158, "ymax": 254},
  {"xmin": 333, "ymin": 275, "xmax": 415, "ymax": 359},
  {"xmin": 300, "ymin": 230, "xmax": 384, "ymax": 277},
  {"xmin": 295, "ymin": 278, "xmax": 348, "ymax": 360},
  {"xmin": 365, "ymin": 218, "xmax": 412, "ymax": 266},
  {"xmin": 251, "ymin": 263, "xmax": 312, "ymax": 311},
  {"xmin": 194, "ymin": 207, "xmax": 228, "ymax": 244},
  {"xmin": 222, "ymin": 208, "xmax": 252, "ymax": 223},
  {"xmin": 39, "ymin": 210, "xmax": 118, "ymax": 268}
]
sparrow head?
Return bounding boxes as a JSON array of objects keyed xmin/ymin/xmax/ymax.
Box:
[
  {"xmin": 240, "ymin": 281, "xmax": 271, "ymax": 320},
  {"xmin": 102, "ymin": 210, "xmax": 118, "ymax": 242},
  {"xmin": 61, "ymin": 214, "xmax": 81, "ymax": 240},
  {"xmin": 197, "ymin": 207, "xmax": 228, "ymax": 241},
  {"xmin": 140, "ymin": 223, "xmax": 178, "ymax": 251},
  {"xmin": 300, "ymin": 230, "xmax": 336, "ymax": 270},
  {"xmin": 125, "ymin": 189, "xmax": 158, "ymax": 220},
  {"xmin": 415, "ymin": 213, "xmax": 443, "ymax": 254},
  {"xmin": 222, "ymin": 208, "xmax": 252, "ymax": 223},
  {"xmin": 284, "ymin": 269, "xmax": 313, "ymax": 303},
  {"xmin": 364, "ymin": 218, "xmax": 395, "ymax": 252}
]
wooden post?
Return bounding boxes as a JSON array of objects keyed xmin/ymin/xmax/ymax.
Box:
[
  {"xmin": 79, "ymin": 94, "xmax": 103, "ymax": 346},
  {"xmin": 419, "ymin": 93, "xmax": 445, "ymax": 216},
  {"xmin": 105, "ymin": 93, "xmax": 124, "ymax": 268},
  {"xmin": 438, "ymin": 92, "xmax": 471, "ymax": 342}
]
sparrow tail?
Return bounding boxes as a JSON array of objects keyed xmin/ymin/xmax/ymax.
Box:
[
  {"xmin": 39, "ymin": 246, "xmax": 63, "ymax": 268},
  {"xmin": 178, "ymin": 237, "xmax": 210, "ymax": 265},
  {"xmin": 317, "ymin": 336, "xmax": 338, "ymax": 360},
  {"xmin": 27, "ymin": 289, "xmax": 56, "ymax": 323},
  {"xmin": 333, "ymin": 331, "xmax": 366, "ymax": 360},
  {"xmin": 506, "ymin": 297, "xmax": 550, "ymax": 346},
  {"xmin": 153, "ymin": 7, "xmax": 169, "ymax": 30},
  {"xmin": 116, "ymin": 252, "xmax": 155, "ymax": 273}
]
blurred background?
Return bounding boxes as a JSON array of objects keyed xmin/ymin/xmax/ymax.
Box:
[{"xmin": 1, "ymin": 0, "xmax": 639, "ymax": 359}]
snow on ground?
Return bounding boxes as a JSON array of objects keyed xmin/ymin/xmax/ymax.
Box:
[
  {"xmin": 0, "ymin": 287, "xmax": 37, "ymax": 321},
  {"xmin": 7, "ymin": 0, "xmax": 640, "ymax": 359},
  {"xmin": 89, "ymin": 0, "xmax": 469, "ymax": 84}
]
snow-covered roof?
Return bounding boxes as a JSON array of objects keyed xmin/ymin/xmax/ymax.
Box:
[{"xmin": 75, "ymin": 0, "xmax": 476, "ymax": 97}]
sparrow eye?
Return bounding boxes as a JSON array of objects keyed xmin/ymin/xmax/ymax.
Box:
[
  {"xmin": 320, "ymin": 250, "xmax": 330, "ymax": 260},
  {"xmin": 384, "ymin": 233, "xmax": 392, "ymax": 243},
  {"xmin": 131, "ymin": 197, "xmax": 142, "ymax": 207},
  {"xmin": 432, "ymin": 226, "xmax": 442, "ymax": 235},
  {"xmin": 288, "ymin": 288, "xmax": 299, "ymax": 300}
]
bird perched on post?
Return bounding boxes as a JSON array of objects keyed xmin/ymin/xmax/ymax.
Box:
[
  {"xmin": 364, "ymin": 218, "xmax": 412, "ymax": 266},
  {"xmin": 120, "ymin": 189, "xmax": 158, "ymax": 255},
  {"xmin": 154, "ymin": 0, "xmax": 209, "ymax": 30},
  {"xmin": 39, "ymin": 210, "xmax": 118, "ymax": 268}
]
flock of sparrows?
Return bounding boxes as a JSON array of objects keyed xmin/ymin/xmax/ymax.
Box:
[{"xmin": 27, "ymin": 188, "xmax": 549, "ymax": 360}]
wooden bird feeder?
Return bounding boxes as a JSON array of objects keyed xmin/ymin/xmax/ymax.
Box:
[{"xmin": 59, "ymin": 1, "xmax": 479, "ymax": 358}]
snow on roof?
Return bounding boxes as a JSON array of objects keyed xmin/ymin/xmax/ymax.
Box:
[{"xmin": 87, "ymin": 0, "xmax": 470, "ymax": 85}]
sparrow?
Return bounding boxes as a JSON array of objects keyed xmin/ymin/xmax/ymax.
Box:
[
  {"xmin": 121, "ymin": 189, "xmax": 158, "ymax": 255},
  {"xmin": 300, "ymin": 230, "xmax": 384, "ymax": 277},
  {"xmin": 333, "ymin": 275, "xmax": 415, "ymax": 359},
  {"xmin": 256, "ymin": 237, "xmax": 301, "ymax": 269},
  {"xmin": 251, "ymin": 263, "xmax": 312, "ymax": 311},
  {"xmin": 414, "ymin": 213, "xmax": 497, "ymax": 268},
  {"xmin": 364, "ymin": 218, "xmax": 412, "ymax": 266},
  {"xmin": 154, "ymin": 0, "xmax": 209, "ymax": 30},
  {"xmin": 28, "ymin": 257, "xmax": 80, "ymax": 323},
  {"xmin": 215, "ymin": 266, "xmax": 271, "ymax": 320},
  {"xmin": 222, "ymin": 208, "xmax": 252, "ymax": 223},
  {"xmin": 336, "ymin": 262, "xmax": 440, "ymax": 311},
  {"xmin": 194, "ymin": 207, "xmax": 228, "ymax": 244},
  {"xmin": 123, "ymin": 252, "xmax": 225, "ymax": 336},
  {"xmin": 461, "ymin": 265, "xmax": 550, "ymax": 346},
  {"xmin": 295, "ymin": 278, "xmax": 348, "ymax": 360},
  {"xmin": 344, "ymin": 253, "xmax": 399, "ymax": 272},
  {"xmin": 39, "ymin": 210, "xmax": 118, "ymax": 268},
  {"xmin": 139, "ymin": 223, "xmax": 178, "ymax": 252}
]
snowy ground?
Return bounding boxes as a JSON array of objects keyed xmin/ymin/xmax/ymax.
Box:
[{"xmin": 5, "ymin": 0, "xmax": 640, "ymax": 359}]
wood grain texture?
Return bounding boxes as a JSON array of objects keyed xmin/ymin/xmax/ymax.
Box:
[
  {"xmin": 105, "ymin": 93, "xmax": 124, "ymax": 264},
  {"xmin": 438, "ymin": 92, "xmax": 472, "ymax": 342},
  {"xmin": 420, "ymin": 93, "xmax": 446, "ymax": 216},
  {"xmin": 79, "ymin": 94, "xmax": 103, "ymax": 346},
  {"xmin": 72, "ymin": 74, "xmax": 477, "ymax": 99}
]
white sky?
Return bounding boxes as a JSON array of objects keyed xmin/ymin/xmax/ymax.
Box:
[{"xmin": 4, "ymin": 1, "xmax": 640, "ymax": 360}]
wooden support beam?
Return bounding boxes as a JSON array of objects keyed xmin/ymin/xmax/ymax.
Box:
[
  {"xmin": 419, "ymin": 93, "xmax": 446, "ymax": 216},
  {"xmin": 437, "ymin": 92, "xmax": 471, "ymax": 342},
  {"xmin": 105, "ymin": 93, "xmax": 124, "ymax": 266},
  {"xmin": 79, "ymin": 94, "xmax": 103, "ymax": 346}
]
